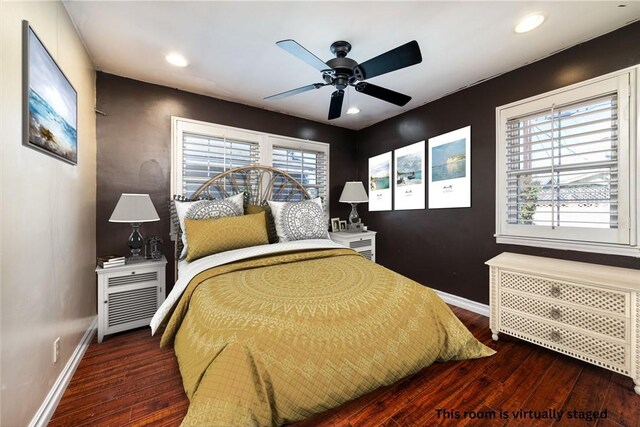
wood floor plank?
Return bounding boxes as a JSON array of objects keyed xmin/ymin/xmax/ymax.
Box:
[
  {"xmin": 553, "ymin": 363, "xmax": 612, "ymax": 427},
  {"xmin": 601, "ymin": 372, "xmax": 640, "ymax": 427},
  {"xmin": 51, "ymin": 306, "xmax": 640, "ymax": 427},
  {"xmin": 505, "ymin": 355, "xmax": 582, "ymax": 427}
]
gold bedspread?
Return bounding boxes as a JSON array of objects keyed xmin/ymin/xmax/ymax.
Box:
[{"xmin": 161, "ymin": 249, "xmax": 494, "ymax": 426}]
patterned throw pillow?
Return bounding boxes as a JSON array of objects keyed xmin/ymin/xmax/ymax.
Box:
[
  {"xmin": 184, "ymin": 211, "xmax": 269, "ymax": 262},
  {"xmin": 246, "ymin": 203, "xmax": 278, "ymax": 244},
  {"xmin": 174, "ymin": 193, "xmax": 244, "ymax": 258},
  {"xmin": 267, "ymin": 198, "xmax": 328, "ymax": 242}
]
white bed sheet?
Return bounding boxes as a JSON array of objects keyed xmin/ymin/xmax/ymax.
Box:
[{"xmin": 150, "ymin": 239, "xmax": 345, "ymax": 334}]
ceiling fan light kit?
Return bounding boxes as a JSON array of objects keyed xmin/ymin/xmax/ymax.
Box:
[{"xmin": 265, "ymin": 39, "xmax": 422, "ymax": 120}]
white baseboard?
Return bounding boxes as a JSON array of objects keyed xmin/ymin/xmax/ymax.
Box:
[
  {"xmin": 29, "ymin": 317, "xmax": 97, "ymax": 427},
  {"xmin": 434, "ymin": 289, "xmax": 490, "ymax": 317}
]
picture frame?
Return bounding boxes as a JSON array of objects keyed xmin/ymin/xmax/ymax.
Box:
[
  {"xmin": 368, "ymin": 151, "xmax": 392, "ymax": 211},
  {"xmin": 330, "ymin": 217, "xmax": 340, "ymax": 233},
  {"xmin": 428, "ymin": 126, "xmax": 471, "ymax": 209},
  {"xmin": 339, "ymin": 220, "xmax": 347, "ymax": 231},
  {"xmin": 394, "ymin": 140, "xmax": 425, "ymax": 210},
  {"xmin": 23, "ymin": 20, "xmax": 78, "ymax": 165}
]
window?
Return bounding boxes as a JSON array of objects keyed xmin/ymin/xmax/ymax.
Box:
[
  {"xmin": 171, "ymin": 117, "xmax": 330, "ymax": 205},
  {"xmin": 496, "ymin": 68, "xmax": 638, "ymax": 256},
  {"xmin": 271, "ymin": 137, "xmax": 328, "ymax": 201}
]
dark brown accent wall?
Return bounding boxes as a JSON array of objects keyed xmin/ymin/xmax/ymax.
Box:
[
  {"xmin": 96, "ymin": 73, "xmax": 357, "ymax": 289},
  {"xmin": 356, "ymin": 22, "xmax": 640, "ymax": 304}
]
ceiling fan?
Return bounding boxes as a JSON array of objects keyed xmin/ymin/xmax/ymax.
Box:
[{"xmin": 264, "ymin": 39, "xmax": 422, "ymax": 120}]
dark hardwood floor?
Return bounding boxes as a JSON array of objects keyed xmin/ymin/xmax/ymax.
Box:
[{"xmin": 50, "ymin": 306, "xmax": 639, "ymax": 427}]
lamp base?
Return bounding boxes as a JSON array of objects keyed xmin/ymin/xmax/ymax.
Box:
[{"xmin": 127, "ymin": 223, "xmax": 145, "ymax": 262}]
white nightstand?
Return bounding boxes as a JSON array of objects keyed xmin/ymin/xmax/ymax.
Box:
[
  {"xmin": 329, "ymin": 230, "xmax": 377, "ymax": 262},
  {"xmin": 96, "ymin": 256, "xmax": 167, "ymax": 343}
]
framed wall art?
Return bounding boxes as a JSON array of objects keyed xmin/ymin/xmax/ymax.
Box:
[
  {"xmin": 428, "ymin": 126, "xmax": 471, "ymax": 209},
  {"xmin": 23, "ymin": 20, "xmax": 78, "ymax": 165},
  {"xmin": 368, "ymin": 151, "xmax": 392, "ymax": 211},
  {"xmin": 393, "ymin": 140, "xmax": 425, "ymax": 210}
]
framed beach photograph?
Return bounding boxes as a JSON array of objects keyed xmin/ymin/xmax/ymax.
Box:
[
  {"xmin": 23, "ymin": 20, "xmax": 78, "ymax": 165},
  {"xmin": 428, "ymin": 126, "xmax": 471, "ymax": 209},
  {"xmin": 330, "ymin": 217, "xmax": 340, "ymax": 233},
  {"xmin": 368, "ymin": 151, "xmax": 392, "ymax": 211},
  {"xmin": 393, "ymin": 140, "xmax": 425, "ymax": 210}
]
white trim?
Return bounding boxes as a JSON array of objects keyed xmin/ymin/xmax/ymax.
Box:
[
  {"xmin": 29, "ymin": 317, "xmax": 97, "ymax": 427},
  {"xmin": 434, "ymin": 289, "xmax": 490, "ymax": 317},
  {"xmin": 496, "ymin": 235, "xmax": 640, "ymax": 258}
]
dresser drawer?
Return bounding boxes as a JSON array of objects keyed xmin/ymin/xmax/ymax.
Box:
[
  {"xmin": 500, "ymin": 310, "xmax": 630, "ymax": 374},
  {"xmin": 499, "ymin": 271, "xmax": 629, "ymax": 316},
  {"xmin": 501, "ymin": 291, "xmax": 628, "ymax": 341}
]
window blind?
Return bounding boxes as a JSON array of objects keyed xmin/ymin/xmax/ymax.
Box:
[
  {"xmin": 181, "ymin": 132, "xmax": 260, "ymax": 197},
  {"xmin": 271, "ymin": 145, "xmax": 328, "ymax": 203},
  {"xmin": 505, "ymin": 93, "xmax": 618, "ymax": 229}
]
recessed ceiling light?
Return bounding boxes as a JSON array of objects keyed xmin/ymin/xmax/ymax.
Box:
[
  {"xmin": 514, "ymin": 13, "xmax": 546, "ymax": 33},
  {"xmin": 346, "ymin": 107, "xmax": 360, "ymax": 115},
  {"xmin": 165, "ymin": 53, "xmax": 189, "ymax": 67}
]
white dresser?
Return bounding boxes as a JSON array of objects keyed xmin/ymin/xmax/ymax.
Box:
[
  {"xmin": 486, "ymin": 252, "xmax": 640, "ymax": 395},
  {"xmin": 330, "ymin": 230, "xmax": 376, "ymax": 262}
]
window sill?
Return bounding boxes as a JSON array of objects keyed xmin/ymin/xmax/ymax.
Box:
[{"xmin": 495, "ymin": 235, "xmax": 640, "ymax": 258}]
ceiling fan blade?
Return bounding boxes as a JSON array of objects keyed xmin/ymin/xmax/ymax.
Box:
[
  {"xmin": 276, "ymin": 39, "xmax": 328, "ymax": 72},
  {"xmin": 354, "ymin": 40, "xmax": 422, "ymax": 81},
  {"xmin": 354, "ymin": 82, "xmax": 411, "ymax": 106},
  {"xmin": 264, "ymin": 83, "xmax": 326, "ymax": 101},
  {"xmin": 328, "ymin": 90, "xmax": 344, "ymax": 120}
]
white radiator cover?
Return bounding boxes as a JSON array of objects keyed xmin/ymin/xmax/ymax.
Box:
[{"xmin": 486, "ymin": 252, "xmax": 640, "ymax": 395}]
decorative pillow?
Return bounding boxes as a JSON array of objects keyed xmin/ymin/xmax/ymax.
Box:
[
  {"xmin": 267, "ymin": 198, "xmax": 328, "ymax": 242},
  {"xmin": 246, "ymin": 203, "xmax": 278, "ymax": 244},
  {"xmin": 184, "ymin": 211, "xmax": 269, "ymax": 262},
  {"xmin": 174, "ymin": 193, "xmax": 244, "ymax": 258}
]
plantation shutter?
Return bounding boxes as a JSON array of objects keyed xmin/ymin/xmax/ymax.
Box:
[
  {"xmin": 271, "ymin": 144, "xmax": 328, "ymax": 204},
  {"xmin": 181, "ymin": 132, "xmax": 260, "ymax": 198},
  {"xmin": 505, "ymin": 92, "xmax": 619, "ymax": 231}
]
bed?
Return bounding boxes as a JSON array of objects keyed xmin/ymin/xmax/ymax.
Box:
[{"xmin": 151, "ymin": 166, "xmax": 494, "ymax": 426}]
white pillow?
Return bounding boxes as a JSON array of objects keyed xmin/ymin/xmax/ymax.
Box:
[
  {"xmin": 267, "ymin": 198, "xmax": 328, "ymax": 242},
  {"xmin": 175, "ymin": 193, "xmax": 244, "ymax": 258}
]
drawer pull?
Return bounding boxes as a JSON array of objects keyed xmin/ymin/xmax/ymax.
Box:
[
  {"xmin": 550, "ymin": 285, "xmax": 561, "ymax": 298},
  {"xmin": 550, "ymin": 308, "xmax": 562, "ymax": 320},
  {"xmin": 550, "ymin": 330, "xmax": 562, "ymax": 342}
]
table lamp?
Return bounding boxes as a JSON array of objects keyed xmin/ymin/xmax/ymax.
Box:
[
  {"xmin": 109, "ymin": 193, "xmax": 160, "ymax": 262},
  {"xmin": 339, "ymin": 181, "xmax": 369, "ymax": 230}
]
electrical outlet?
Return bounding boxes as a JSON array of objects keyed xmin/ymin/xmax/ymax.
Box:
[{"xmin": 53, "ymin": 337, "xmax": 60, "ymax": 363}]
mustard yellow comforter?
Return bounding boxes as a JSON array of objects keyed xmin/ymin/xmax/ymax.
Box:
[{"xmin": 161, "ymin": 249, "xmax": 494, "ymax": 426}]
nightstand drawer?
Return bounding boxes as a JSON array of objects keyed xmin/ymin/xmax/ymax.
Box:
[
  {"xmin": 500, "ymin": 310, "xmax": 630, "ymax": 374},
  {"xmin": 499, "ymin": 271, "xmax": 628, "ymax": 316},
  {"xmin": 501, "ymin": 291, "xmax": 628, "ymax": 341},
  {"xmin": 330, "ymin": 230, "xmax": 377, "ymax": 263}
]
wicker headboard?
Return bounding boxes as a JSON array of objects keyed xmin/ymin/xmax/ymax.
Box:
[
  {"xmin": 173, "ymin": 165, "xmax": 313, "ymax": 271},
  {"xmin": 190, "ymin": 165, "xmax": 311, "ymax": 204}
]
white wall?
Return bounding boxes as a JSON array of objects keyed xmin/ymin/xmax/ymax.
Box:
[{"xmin": 0, "ymin": 1, "xmax": 97, "ymax": 425}]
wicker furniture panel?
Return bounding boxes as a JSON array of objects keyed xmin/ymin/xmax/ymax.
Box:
[
  {"xmin": 486, "ymin": 252, "xmax": 640, "ymax": 395},
  {"xmin": 501, "ymin": 291, "xmax": 627, "ymax": 340},
  {"xmin": 500, "ymin": 271, "xmax": 627, "ymax": 315},
  {"xmin": 501, "ymin": 310, "xmax": 629, "ymax": 373}
]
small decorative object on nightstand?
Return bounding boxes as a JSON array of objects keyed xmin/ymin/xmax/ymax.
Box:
[
  {"xmin": 109, "ymin": 193, "xmax": 160, "ymax": 262},
  {"xmin": 339, "ymin": 181, "xmax": 368, "ymax": 232},
  {"xmin": 330, "ymin": 230, "xmax": 376, "ymax": 262},
  {"xmin": 96, "ymin": 256, "xmax": 167, "ymax": 343}
]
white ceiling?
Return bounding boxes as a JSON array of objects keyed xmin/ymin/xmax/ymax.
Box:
[{"xmin": 63, "ymin": 1, "xmax": 640, "ymax": 130}]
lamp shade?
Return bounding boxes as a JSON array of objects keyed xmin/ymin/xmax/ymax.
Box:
[
  {"xmin": 109, "ymin": 193, "xmax": 160, "ymax": 223},
  {"xmin": 339, "ymin": 182, "xmax": 369, "ymax": 203}
]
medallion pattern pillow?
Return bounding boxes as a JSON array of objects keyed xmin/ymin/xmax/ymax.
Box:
[
  {"xmin": 267, "ymin": 198, "xmax": 328, "ymax": 242},
  {"xmin": 174, "ymin": 193, "xmax": 244, "ymax": 258}
]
